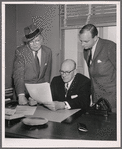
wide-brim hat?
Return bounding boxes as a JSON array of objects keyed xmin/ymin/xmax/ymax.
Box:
[{"xmin": 22, "ymin": 23, "xmax": 43, "ymax": 43}]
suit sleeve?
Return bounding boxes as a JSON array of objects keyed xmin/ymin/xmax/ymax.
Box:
[
  {"xmin": 50, "ymin": 77, "xmax": 59, "ymax": 101},
  {"xmin": 13, "ymin": 48, "xmax": 25, "ymax": 95},
  {"xmin": 108, "ymin": 42, "xmax": 116, "ymax": 69},
  {"xmin": 44, "ymin": 49, "xmax": 52, "ymax": 83},
  {"xmin": 66, "ymin": 80, "xmax": 91, "ymax": 110}
]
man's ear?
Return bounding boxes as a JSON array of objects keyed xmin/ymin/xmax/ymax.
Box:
[{"xmin": 94, "ymin": 35, "xmax": 98, "ymax": 42}]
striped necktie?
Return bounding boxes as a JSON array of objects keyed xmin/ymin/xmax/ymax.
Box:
[
  {"xmin": 65, "ymin": 83, "xmax": 69, "ymax": 97},
  {"xmin": 35, "ymin": 51, "xmax": 40, "ymax": 76}
]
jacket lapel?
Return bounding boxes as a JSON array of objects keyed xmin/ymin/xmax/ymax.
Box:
[
  {"xmin": 26, "ymin": 45, "xmax": 37, "ymax": 73},
  {"xmin": 67, "ymin": 75, "xmax": 77, "ymax": 95},
  {"xmin": 92, "ymin": 38, "xmax": 103, "ymax": 61},
  {"xmin": 39, "ymin": 47, "xmax": 46, "ymax": 78}
]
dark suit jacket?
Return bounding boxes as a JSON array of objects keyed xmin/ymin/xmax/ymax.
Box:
[
  {"xmin": 84, "ymin": 38, "xmax": 116, "ymax": 110},
  {"xmin": 50, "ymin": 73, "xmax": 91, "ymax": 110},
  {"xmin": 13, "ymin": 44, "xmax": 52, "ymax": 95}
]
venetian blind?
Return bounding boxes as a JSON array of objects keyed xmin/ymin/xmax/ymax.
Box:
[{"xmin": 60, "ymin": 4, "xmax": 116, "ymax": 28}]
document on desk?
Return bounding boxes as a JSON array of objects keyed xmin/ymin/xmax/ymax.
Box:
[
  {"xmin": 15, "ymin": 105, "xmax": 37, "ymax": 116},
  {"xmin": 33, "ymin": 105, "xmax": 81, "ymax": 123},
  {"xmin": 25, "ymin": 82, "xmax": 52, "ymax": 103}
]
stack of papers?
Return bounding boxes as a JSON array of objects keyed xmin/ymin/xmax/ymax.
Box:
[
  {"xmin": 5, "ymin": 108, "xmax": 16, "ymax": 115},
  {"xmin": 5, "ymin": 114, "xmax": 24, "ymax": 120},
  {"xmin": 5, "ymin": 88, "xmax": 13, "ymax": 98},
  {"xmin": 5, "ymin": 108, "xmax": 24, "ymax": 120},
  {"xmin": 15, "ymin": 106, "xmax": 37, "ymax": 116},
  {"xmin": 5, "ymin": 106, "xmax": 37, "ymax": 120}
]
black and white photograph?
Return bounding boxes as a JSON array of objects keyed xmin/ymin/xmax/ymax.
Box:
[{"xmin": 2, "ymin": 1, "xmax": 121, "ymax": 148}]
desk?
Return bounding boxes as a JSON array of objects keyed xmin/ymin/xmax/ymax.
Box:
[{"xmin": 5, "ymin": 111, "xmax": 116, "ymax": 140}]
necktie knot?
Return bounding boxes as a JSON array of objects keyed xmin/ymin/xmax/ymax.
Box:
[
  {"xmin": 65, "ymin": 83, "xmax": 69, "ymax": 97},
  {"xmin": 65, "ymin": 83, "xmax": 69, "ymax": 89},
  {"xmin": 35, "ymin": 50, "xmax": 38, "ymax": 54}
]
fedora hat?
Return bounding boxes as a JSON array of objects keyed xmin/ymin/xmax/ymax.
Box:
[{"xmin": 23, "ymin": 24, "xmax": 43, "ymax": 43}]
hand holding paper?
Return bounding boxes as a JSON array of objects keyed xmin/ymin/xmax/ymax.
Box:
[
  {"xmin": 44, "ymin": 101, "xmax": 65, "ymax": 111},
  {"xmin": 28, "ymin": 97, "xmax": 37, "ymax": 106},
  {"xmin": 44, "ymin": 101, "xmax": 56, "ymax": 111},
  {"xmin": 18, "ymin": 95, "xmax": 28, "ymax": 105}
]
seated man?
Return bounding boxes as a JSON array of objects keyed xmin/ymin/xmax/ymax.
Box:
[{"xmin": 44, "ymin": 59, "xmax": 91, "ymax": 111}]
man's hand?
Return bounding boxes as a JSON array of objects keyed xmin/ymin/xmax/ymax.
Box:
[
  {"xmin": 54, "ymin": 101, "xmax": 65, "ymax": 110},
  {"xmin": 28, "ymin": 97, "xmax": 37, "ymax": 106},
  {"xmin": 18, "ymin": 95, "xmax": 28, "ymax": 105},
  {"xmin": 43, "ymin": 101, "xmax": 56, "ymax": 111},
  {"xmin": 44, "ymin": 101, "xmax": 65, "ymax": 111}
]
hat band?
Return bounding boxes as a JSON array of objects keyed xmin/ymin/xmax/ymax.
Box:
[{"xmin": 25, "ymin": 28, "xmax": 40, "ymax": 39}]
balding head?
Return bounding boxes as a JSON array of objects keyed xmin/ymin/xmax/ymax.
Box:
[
  {"xmin": 60, "ymin": 59, "xmax": 76, "ymax": 83},
  {"xmin": 61, "ymin": 59, "xmax": 76, "ymax": 71}
]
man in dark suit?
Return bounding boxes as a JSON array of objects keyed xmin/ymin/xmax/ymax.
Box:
[
  {"xmin": 79, "ymin": 24, "xmax": 116, "ymax": 112},
  {"xmin": 13, "ymin": 24, "xmax": 52, "ymax": 105},
  {"xmin": 44, "ymin": 59, "xmax": 91, "ymax": 111}
]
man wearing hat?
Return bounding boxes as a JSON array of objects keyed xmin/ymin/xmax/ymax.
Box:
[{"xmin": 13, "ymin": 24, "xmax": 52, "ymax": 105}]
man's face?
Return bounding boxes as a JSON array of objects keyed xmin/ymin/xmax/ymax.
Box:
[
  {"xmin": 79, "ymin": 31, "xmax": 97, "ymax": 50},
  {"xmin": 60, "ymin": 63, "xmax": 75, "ymax": 83},
  {"xmin": 29, "ymin": 34, "xmax": 43, "ymax": 51}
]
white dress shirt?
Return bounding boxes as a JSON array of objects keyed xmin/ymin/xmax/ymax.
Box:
[
  {"xmin": 90, "ymin": 38, "xmax": 99, "ymax": 64},
  {"xmin": 33, "ymin": 48, "xmax": 41, "ymax": 65}
]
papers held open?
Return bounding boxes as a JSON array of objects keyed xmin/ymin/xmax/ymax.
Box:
[{"xmin": 25, "ymin": 82, "xmax": 52, "ymax": 104}]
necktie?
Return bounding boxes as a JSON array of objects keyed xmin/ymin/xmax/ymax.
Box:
[
  {"xmin": 35, "ymin": 51, "xmax": 40, "ymax": 76},
  {"xmin": 87, "ymin": 48, "xmax": 92, "ymax": 67},
  {"xmin": 65, "ymin": 83, "xmax": 69, "ymax": 97}
]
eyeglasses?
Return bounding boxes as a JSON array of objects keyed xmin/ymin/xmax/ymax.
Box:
[{"xmin": 59, "ymin": 68, "xmax": 75, "ymax": 75}]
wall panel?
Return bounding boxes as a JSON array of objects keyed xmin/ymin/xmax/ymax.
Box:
[{"xmin": 5, "ymin": 5, "xmax": 16, "ymax": 88}]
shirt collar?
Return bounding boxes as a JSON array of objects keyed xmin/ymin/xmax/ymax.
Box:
[
  {"xmin": 65, "ymin": 75, "xmax": 75, "ymax": 89},
  {"xmin": 33, "ymin": 48, "xmax": 41, "ymax": 55}
]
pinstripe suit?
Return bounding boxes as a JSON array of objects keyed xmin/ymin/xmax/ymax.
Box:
[{"xmin": 13, "ymin": 44, "xmax": 52, "ymax": 96}]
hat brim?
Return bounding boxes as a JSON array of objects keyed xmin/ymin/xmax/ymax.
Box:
[{"xmin": 22, "ymin": 28, "xmax": 43, "ymax": 43}]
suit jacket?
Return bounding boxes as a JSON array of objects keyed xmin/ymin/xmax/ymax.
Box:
[
  {"xmin": 13, "ymin": 44, "xmax": 52, "ymax": 95},
  {"xmin": 50, "ymin": 73, "xmax": 91, "ymax": 110},
  {"xmin": 84, "ymin": 38, "xmax": 116, "ymax": 110}
]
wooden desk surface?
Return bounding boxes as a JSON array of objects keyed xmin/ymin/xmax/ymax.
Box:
[{"xmin": 5, "ymin": 112, "xmax": 116, "ymax": 140}]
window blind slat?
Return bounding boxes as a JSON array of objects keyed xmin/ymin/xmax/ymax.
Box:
[
  {"xmin": 66, "ymin": 16, "xmax": 87, "ymax": 26},
  {"xmin": 89, "ymin": 13, "xmax": 116, "ymax": 25},
  {"xmin": 66, "ymin": 5, "xmax": 89, "ymax": 17},
  {"xmin": 61, "ymin": 4, "xmax": 116, "ymax": 28}
]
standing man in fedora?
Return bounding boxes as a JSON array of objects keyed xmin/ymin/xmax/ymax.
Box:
[{"xmin": 13, "ymin": 23, "xmax": 52, "ymax": 105}]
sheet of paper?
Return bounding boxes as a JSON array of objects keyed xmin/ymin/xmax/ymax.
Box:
[
  {"xmin": 33, "ymin": 105, "xmax": 81, "ymax": 123},
  {"xmin": 25, "ymin": 82, "xmax": 52, "ymax": 103},
  {"xmin": 15, "ymin": 105, "xmax": 37, "ymax": 115},
  {"xmin": 5, "ymin": 114, "xmax": 24, "ymax": 120}
]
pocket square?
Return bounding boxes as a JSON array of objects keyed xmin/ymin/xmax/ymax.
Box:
[
  {"xmin": 97, "ymin": 60, "xmax": 102, "ymax": 63},
  {"xmin": 71, "ymin": 95, "xmax": 78, "ymax": 99}
]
